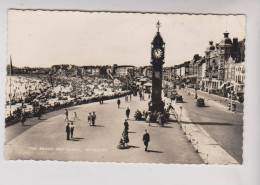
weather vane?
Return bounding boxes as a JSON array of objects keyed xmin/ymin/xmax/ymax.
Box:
[{"xmin": 156, "ymin": 21, "xmax": 161, "ymax": 32}]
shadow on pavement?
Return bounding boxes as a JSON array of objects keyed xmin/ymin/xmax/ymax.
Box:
[
  {"xmin": 167, "ymin": 119, "xmax": 177, "ymax": 123},
  {"xmin": 147, "ymin": 149, "xmax": 163, "ymax": 153},
  {"xmin": 181, "ymin": 121, "xmax": 242, "ymax": 126},
  {"xmin": 93, "ymin": 125, "xmax": 104, "ymax": 127},
  {"xmin": 118, "ymin": 145, "xmax": 140, "ymax": 150},
  {"xmin": 161, "ymin": 125, "xmax": 173, "ymax": 128},
  {"xmin": 21, "ymin": 124, "xmax": 31, "ymax": 127},
  {"xmin": 196, "ymin": 105, "xmax": 210, "ymax": 108},
  {"xmin": 38, "ymin": 118, "xmax": 47, "ymax": 121},
  {"xmin": 71, "ymin": 137, "xmax": 84, "ymax": 141},
  {"xmin": 128, "ymin": 145, "xmax": 140, "ymax": 149}
]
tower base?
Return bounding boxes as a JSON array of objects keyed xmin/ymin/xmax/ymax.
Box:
[{"xmin": 148, "ymin": 100, "xmax": 165, "ymax": 113}]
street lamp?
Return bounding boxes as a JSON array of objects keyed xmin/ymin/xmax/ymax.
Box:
[
  {"xmin": 179, "ymin": 106, "xmax": 183, "ymax": 123},
  {"xmin": 230, "ymin": 90, "xmax": 234, "ymax": 112}
]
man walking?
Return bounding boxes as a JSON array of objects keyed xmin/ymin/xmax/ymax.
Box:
[
  {"xmin": 126, "ymin": 107, "xmax": 130, "ymax": 119},
  {"xmin": 21, "ymin": 112, "xmax": 26, "ymax": 126},
  {"xmin": 122, "ymin": 129, "xmax": 129, "ymax": 147},
  {"xmin": 88, "ymin": 112, "xmax": 92, "ymax": 126},
  {"xmin": 66, "ymin": 122, "xmax": 70, "ymax": 140},
  {"xmin": 38, "ymin": 105, "xmax": 43, "ymax": 120},
  {"xmin": 65, "ymin": 108, "xmax": 69, "ymax": 121},
  {"xmin": 143, "ymin": 129, "xmax": 150, "ymax": 152},
  {"xmin": 73, "ymin": 112, "xmax": 80, "ymax": 121},
  {"xmin": 70, "ymin": 121, "xmax": 75, "ymax": 139},
  {"xmin": 124, "ymin": 119, "xmax": 129, "ymax": 132},
  {"xmin": 139, "ymin": 92, "xmax": 142, "ymax": 101},
  {"xmin": 117, "ymin": 98, "xmax": 121, "ymax": 109},
  {"xmin": 92, "ymin": 112, "xmax": 96, "ymax": 126}
]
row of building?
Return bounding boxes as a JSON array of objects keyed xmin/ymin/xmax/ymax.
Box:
[{"xmin": 163, "ymin": 32, "xmax": 245, "ymax": 97}]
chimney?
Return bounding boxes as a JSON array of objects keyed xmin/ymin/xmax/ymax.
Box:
[{"xmin": 223, "ymin": 32, "xmax": 229, "ymax": 38}]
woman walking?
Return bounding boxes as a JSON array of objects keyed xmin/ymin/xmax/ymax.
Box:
[
  {"xmin": 70, "ymin": 121, "xmax": 75, "ymax": 139},
  {"xmin": 88, "ymin": 112, "xmax": 92, "ymax": 126}
]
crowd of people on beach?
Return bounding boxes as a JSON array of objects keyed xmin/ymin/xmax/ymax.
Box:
[{"xmin": 5, "ymin": 75, "xmax": 131, "ymax": 126}]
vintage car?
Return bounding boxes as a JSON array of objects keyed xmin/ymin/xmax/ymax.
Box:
[
  {"xmin": 175, "ymin": 95, "xmax": 183, "ymax": 103},
  {"xmin": 196, "ymin": 98, "xmax": 205, "ymax": 107}
]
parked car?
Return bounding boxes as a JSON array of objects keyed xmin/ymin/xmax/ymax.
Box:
[
  {"xmin": 196, "ymin": 98, "xmax": 205, "ymax": 107},
  {"xmin": 176, "ymin": 95, "xmax": 183, "ymax": 103}
]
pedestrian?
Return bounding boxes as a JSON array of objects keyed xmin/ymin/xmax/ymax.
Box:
[
  {"xmin": 166, "ymin": 103, "xmax": 174, "ymax": 113},
  {"xmin": 129, "ymin": 94, "xmax": 132, "ymax": 101},
  {"xmin": 124, "ymin": 119, "xmax": 129, "ymax": 132},
  {"xmin": 70, "ymin": 121, "xmax": 75, "ymax": 139},
  {"xmin": 118, "ymin": 137, "xmax": 125, "ymax": 149},
  {"xmin": 21, "ymin": 112, "xmax": 26, "ymax": 126},
  {"xmin": 157, "ymin": 113, "xmax": 163, "ymax": 126},
  {"xmin": 146, "ymin": 112, "xmax": 151, "ymax": 126},
  {"xmin": 126, "ymin": 107, "xmax": 130, "ymax": 119},
  {"xmin": 160, "ymin": 113, "xmax": 165, "ymax": 127},
  {"xmin": 101, "ymin": 96, "xmax": 104, "ymax": 104},
  {"xmin": 117, "ymin": 98, "xmax": 121, "ymax": 108},
  {"xmin": 143, "ymin": 129, "xmax": 150, "ymax": 152},
  {"xmin": 38, "ymin": 105, "xmax": 42, "ymax": 120},
  {"xmin": 65, "ymin": 108, "xmax": 69, "ymax": 121},
  {"xmin": 122, "ymin": 130, "xmax": 129, "ymax": 147},
  {"xmin": 125, "ymin": 95, "xmax": 128, "ymax": 102},
  {"xmin": 66, "ymin": 122, "xmax": 70, "ymax": 140},
  {"xmin": 88, "ymin": 112, "xmax": 92, "ymax": 126},
  {"xmin": 99, "ymin": 96, "xmax": 102, "ymax": 104},
  {"xmin": 73, "ymin": 111, "xmax": 80, "ymax": 121},
  {"xmin": 92, "ymin": 112, "xmax": 96, "ymax": 126}
]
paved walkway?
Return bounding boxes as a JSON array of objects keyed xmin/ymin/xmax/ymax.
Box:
[{"xmin": 5, "ymin": 94, "xmax": 202, "ymax": 164}]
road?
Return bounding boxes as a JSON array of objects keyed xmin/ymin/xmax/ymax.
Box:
[
  {"xmin": 177, "ymin": 89, "xmax": 243, "ymax": 163},
  {"xmin": 5, "ymin": 94, "xmax": 202, "ymax": 164},
  {"xmin": 187, "ymin": 88, "xmax": 244, "ymax": 113}
]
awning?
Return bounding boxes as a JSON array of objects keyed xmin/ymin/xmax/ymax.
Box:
[{"xmin": 143, "ymin": 82, "xmax": 152, "ymax": 87}]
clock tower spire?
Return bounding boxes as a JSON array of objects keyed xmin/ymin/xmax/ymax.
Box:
[{"xmin": 156, "ymin": 20, "xmax": 161, "ymax": 32}]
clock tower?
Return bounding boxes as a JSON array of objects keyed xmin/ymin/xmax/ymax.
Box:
[{"xmin": 150, "ymin": 21, "xmax": 165, "ymax": 113}]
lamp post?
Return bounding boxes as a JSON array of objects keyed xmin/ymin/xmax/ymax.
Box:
[
  {"xmin": 195, "ymin": 85, "xmax": 198, "ymax": 99},
  {"xmin": 230, "ymin": 90, "xmax": 233, "ymax": 112},
  {"xmin": 179, "ymin": 106, "xmax": 183, "ymax": 123}
]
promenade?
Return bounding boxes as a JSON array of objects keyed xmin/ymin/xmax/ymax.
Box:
[{"xmin": 5, "ymin": 94, "xmax": 202, "ymax": 164}]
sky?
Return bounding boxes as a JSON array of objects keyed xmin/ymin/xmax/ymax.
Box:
[{"xmin": 8, "ymin": 10, "xmax": 246, "ymax": 67}]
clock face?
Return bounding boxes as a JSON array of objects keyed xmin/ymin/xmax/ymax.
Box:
[{"xmin": 153, "ymin": 48, "xmax": 163, "ymax": 59}]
